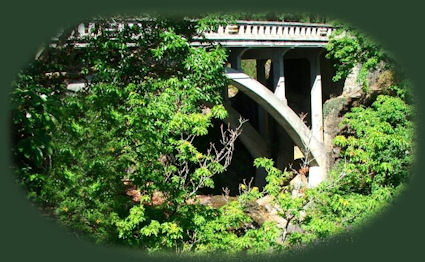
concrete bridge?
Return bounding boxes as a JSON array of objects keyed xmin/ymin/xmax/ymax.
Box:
[{"xmin": 59, "ymin": 20, "xmax": 336, "ymax": 188}]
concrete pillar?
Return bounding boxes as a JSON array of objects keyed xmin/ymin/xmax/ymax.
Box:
[
  {"xmin": 222, "ymin": 83, "xmax": 229, "ymax": 102},
  {"xmin": 255, "ymin": 59, "xmax": 269, "ymax": 189},
  {"xmin": 256, "ymin": 59, "xmax": 270, "ymax": 142},
  {"xmin": 225, "ymin": 48, "xmax": 249, "ymax": 102},
  {"xmin": 308, "ymin": 166, "xmax": 322, "ymax": 188},
  {"xmin": 308, "ymin": 50, "xmax": 325, "ymax": 188},
  {"xmin": 229, "ymin": 48, "xmax": 249, "ymax": 71},
  {"xmin": 271, "ymin": 49, "xmax": 292, "ymax": 179},
  {"xmin": 271, "ymin": 48, "xmax": 289, "ymax": 102},
  {"xmin": 255, "ymin": 166, "xmax": 268, "ymax": 189},
  {"xmin": 309, "ymin": 52, "xmax": 324, "ymax": 143},
  {"xmin": 276, "ymin": 127, "xmax": 294, "ymax": 171},
  {"xmin": 256, "ymin": 59, "xmax": 267, "ymax": 84}
]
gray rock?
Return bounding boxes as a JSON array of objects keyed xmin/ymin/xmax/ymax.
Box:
[
  {"xmin": 67, "ymin": 82, "xmax": 85, "ymax": 92},
  {"xmin": 245, "ymin": 195, "xmax": 288, "ymax": 229},
  {"xmin": 342, "ymin": 64, "xmax": 363, "ymax": 98},
  {"xmin": 287, "ymin": 222, "xmax": 304, "ymax": 233}
]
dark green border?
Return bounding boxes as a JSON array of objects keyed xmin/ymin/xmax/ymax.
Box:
[{"xmin": 1, "ymin": 0, "xmax": 424, "ymax": 261}]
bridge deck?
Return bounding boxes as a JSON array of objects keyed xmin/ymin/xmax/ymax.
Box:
[
  {"xmin": 55, "ymin": 20, "xmax": 335, "ymax": 48},
  {"xmin": 194, "ymin": 21, "xmax": 335, "ymax": 47}
]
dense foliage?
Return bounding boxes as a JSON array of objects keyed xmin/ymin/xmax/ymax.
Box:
[
  {"xmin": 333, "ymin": 95, "xmax": 413, "ymax": 193},
  {"xmin": 325, "ymin": 24, "xmax": 390, "ymax": 89},
  {"xmin": 286, "ymin": 92, "xmax": 413, "ymax": 245},
  {"xmin": 12, "ymin": 15, "xmax": 231, "ymax": 246},
  {"xmin": 10, "ymin": 14, "xmax": 414, "ymax": 255}
]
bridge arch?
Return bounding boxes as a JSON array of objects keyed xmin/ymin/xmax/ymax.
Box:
[{"xmin": 225, "ymin": 68, "xmax": 327, "ymax": 187}]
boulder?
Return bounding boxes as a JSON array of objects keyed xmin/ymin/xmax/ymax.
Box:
[
  {"xmin": 245, "ymin": 195, "xmax": 288, "ymax": 229},
  {"xmin": 286, "ymin": 222, "xmax": 304, "ymax": 233},
  {"xmin": 342, "ymin": 64, "xmax": 363, "ymax": 98}
]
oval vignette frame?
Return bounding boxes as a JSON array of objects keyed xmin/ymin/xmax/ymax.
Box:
[{"xmin": 1, "ymin": 1, "xmax": 424, "ymax": 262}]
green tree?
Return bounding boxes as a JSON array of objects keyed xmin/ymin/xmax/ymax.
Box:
[{"xmin": 11, "ymin": 15, "xmax": 235, "ymax": 246}]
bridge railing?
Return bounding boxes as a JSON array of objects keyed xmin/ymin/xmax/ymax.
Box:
[
  {"xmin": 202, "ymin": 21, "xmax": 335, "ymax": 42},
  {"xmin": 51, "ymin": 20, "xmax": 335, "ymax": 47}
]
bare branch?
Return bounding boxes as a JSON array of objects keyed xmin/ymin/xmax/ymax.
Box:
[{"xmin": 164, "ymin": 116, "xmax": 247, "ymax": 200}]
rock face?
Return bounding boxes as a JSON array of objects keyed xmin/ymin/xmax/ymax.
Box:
[
  {"xmin": 323, "ymin": 62, "xmax": 394, "ymax": 167},
  {"xmin": 192, "ymin": 195, "xmax": 238, "ymax": 208},
  {"xmin": 342, "ymin": 64, "xmax": 363, "ymax": 98},
  {"xmin": 244, "ymin": 195, "xmax": 308, "ymax": 244},
  {"xmin": 323, "ymin": 64, "xmax": 362, "ymax": 161},
  {"xmin": 245, "ymin": 195, "xmax": 288, "ymax": 229},
  {"xmin": 367, "ymin": 62, "xmax": 396, "ymax": 92},
  {"xmin": 287, "ymin": 222, "xmax": 303, "ymax": 233},
  {"xmin": 323, "ymin": 63, "xmax": 366, "ymax": 167},
  {"xmin": 323, "ymin": 96, "xmax": 349, "ymax": 166}
]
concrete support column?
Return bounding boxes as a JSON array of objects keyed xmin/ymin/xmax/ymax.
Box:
[
  {"xmin": 271, "ymin": 48, "xmax": 289, "ymax": 102},
  {"xmin": 308, "ymin": 50, "xmax": 325, "ymax": 188},
  {"xmin": 229, "ymin": 48, "xmax": 249, "ymax": 71},
  {"xmin": 255, "ymin": 59, "xmax": 269, "ymax": 189},
  {"xmin": 309, "ymin": 51, "xmax": 324, "ymax": 143},
  {"xmin": 308, "ymin": 167, "xmax": 323, "ymax": 188},
  {"xmin": 256, "ymin": 59, "xmax": 267, "ymax": 85},
  {"xmin": 256, "ymin": 59, "xmax": 270, "ymax": 141},
  {"xmin": 225, "ymin": 48, "xmax": 249, "ymax": 102},
  {"xmin": 276, "ymin": 127, "xmax": 294, "ymax": 171},
  {"xmin": 271, "ymin": 48, "xmax": 292, "ymax": 181}
]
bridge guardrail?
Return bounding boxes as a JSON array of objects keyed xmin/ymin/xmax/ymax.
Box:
[
  {"xmin": 50, "ymin": 20, "xmax": 336, "ymax": 47},
  {"xmin": 202, "ymin": 20, "xmax": 335, "ymax": 42}
]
